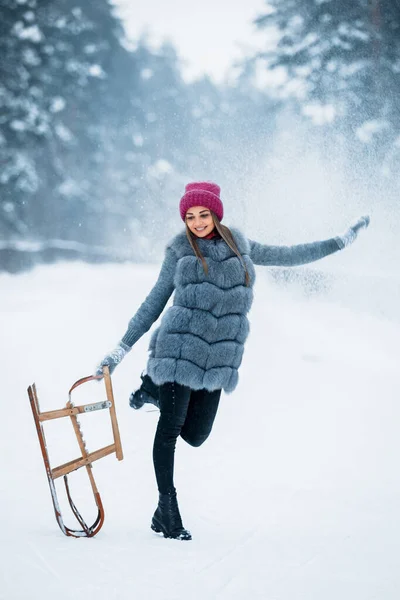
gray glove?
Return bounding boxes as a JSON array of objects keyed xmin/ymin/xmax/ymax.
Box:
[
  {"xmin": 95, "ymin": 342, "xmax": 131, "ymax": 376},
  {"xmin": 336, "ymin": 215, "xmax": 370, "ymax": 249}
]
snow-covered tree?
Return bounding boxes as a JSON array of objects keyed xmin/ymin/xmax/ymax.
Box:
[
  {"xmin": 253, "ymin": 0, "xmax": 400, "ymax": 177},
  {"xmin": 0, "ymin": 1, "xmax": 203, "ymax": 256},
  {"xmin": 0, "ymin": 0, "xmax": 127, "ymax": 240}
]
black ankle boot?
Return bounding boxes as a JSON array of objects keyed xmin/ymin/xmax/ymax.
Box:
[
  {"xmin": 151, "ymin": 491, "xmax": 192, "ymax": 540},
  {"xmin": 129, "ymin": 373, "xmax": 160, "ymax": 410}
]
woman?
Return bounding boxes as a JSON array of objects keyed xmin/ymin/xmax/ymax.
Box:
[{"xmin": 96, "ymin": 181, "xmax": 370, "ymax": 541}]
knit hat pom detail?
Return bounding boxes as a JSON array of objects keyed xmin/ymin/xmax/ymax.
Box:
[{"xmin": 179, "ymin": 181, "xmax": 224, "ymax": 222}]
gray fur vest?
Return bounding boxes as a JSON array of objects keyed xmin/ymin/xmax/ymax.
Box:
[{"xmin": 147, "ymin": 229, "xmax": 256, "ymax": 393}]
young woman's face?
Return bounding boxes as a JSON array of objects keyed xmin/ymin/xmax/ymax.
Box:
[{"xmin": 185, "ymin": 206, "xmax": 215, "ymax": 238}]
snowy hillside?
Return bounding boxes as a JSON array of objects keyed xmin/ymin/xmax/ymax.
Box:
[{"xmin": 1, "ymin": 261, "xmax": 400, "ymax": 600}]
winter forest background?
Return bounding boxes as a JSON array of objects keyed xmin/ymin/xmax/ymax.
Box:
[
  {"xmin": 0, "ymin": 0, "xmax": 399, "ymax": 274},
  {"xmin": 2, "ymin": 4, "xmax": 400, "ymax": 597}
]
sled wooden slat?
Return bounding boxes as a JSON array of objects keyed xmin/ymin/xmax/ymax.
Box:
[
  {"xmin": 39, "ymin": 401, "xmax": 111, "ymax": 422},
  {"xmin": 51, "ymin": 443, "xmax": 116, "ymax": 479}
]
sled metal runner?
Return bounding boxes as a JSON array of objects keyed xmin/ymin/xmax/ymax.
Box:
[{"xmin": 27, "ymin": 366, "xmax": 123, "ymax": 538}]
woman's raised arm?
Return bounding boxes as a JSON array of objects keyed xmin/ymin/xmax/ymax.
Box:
[{"xmin": 249, "ymin": 216, "xmax": 370, "ymax": 267}]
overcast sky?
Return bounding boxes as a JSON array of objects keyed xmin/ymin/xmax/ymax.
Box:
[{"xmin": 112, "ymin": 0, "xmax": 267, "ymax": 82}]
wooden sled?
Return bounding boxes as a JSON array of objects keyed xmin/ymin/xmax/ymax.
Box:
[{"xmin": 27, "ymin": 366, "xmax": 123, "ymax": 538}]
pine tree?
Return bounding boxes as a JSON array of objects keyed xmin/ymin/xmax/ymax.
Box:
[
  {"xmin": 0, "ymin": 0, "xmax": 45, "ymax": 237},
  {"xmin": 254, "ymin": 0, "xmax": 400, "ymax": 176},
  {"xmin": 30, "ymin": 0, "xmax": 135, "ymax": 244}
]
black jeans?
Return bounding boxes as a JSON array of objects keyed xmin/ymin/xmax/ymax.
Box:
[{"xmin": 153, "ymin": 381, "xmax": 221, "ymax": 494}]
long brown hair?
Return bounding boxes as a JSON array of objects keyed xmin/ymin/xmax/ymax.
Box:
[{"xmin": 185, "ymin": 212, "xmax": 251, "ymax": 286}]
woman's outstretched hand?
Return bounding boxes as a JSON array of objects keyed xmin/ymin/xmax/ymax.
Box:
[
  {"xmin": 336, "ymin": 215, "xmax": 370, "ymax": 249},
  {"xmin": 95, "ymin": 342, "xmax": 131, "ymax": 377}
]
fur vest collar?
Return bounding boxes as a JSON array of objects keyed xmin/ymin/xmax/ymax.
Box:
[{"xmin": 167, "ymin": 227, "xmax": 251, "ymax": 261}]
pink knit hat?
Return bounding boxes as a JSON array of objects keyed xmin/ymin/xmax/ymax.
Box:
[{"xmin": 179, "ymin": 181, "xmax": 224, "ymax": 222}]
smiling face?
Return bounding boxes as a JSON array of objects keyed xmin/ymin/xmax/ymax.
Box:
[{"xmin": 185, "ymin": 206, "xmax": 215, "ymax": 238}]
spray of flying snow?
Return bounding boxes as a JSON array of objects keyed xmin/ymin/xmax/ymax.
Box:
[{"xmin": 209, "ymin": 106, "xmax": 399, "ymax": 323}]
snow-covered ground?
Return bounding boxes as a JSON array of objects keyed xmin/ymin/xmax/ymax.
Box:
[{"xmin": 1, "ymin": 258, "xmax": 400, "ymax": 599}]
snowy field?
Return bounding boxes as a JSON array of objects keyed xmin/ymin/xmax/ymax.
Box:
[{"xmin": 1, "ymin": 257, "xmax": 400, "ymax": 600}]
